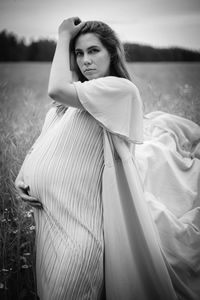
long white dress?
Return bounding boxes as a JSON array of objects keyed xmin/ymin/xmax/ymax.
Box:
[
  {"xmin": 21, "ymin": 107, "xmax": 105, "ymax": 299},
  {"xmin": 18, "ymin": 76, "xmax": 200, "ymax": 300}
]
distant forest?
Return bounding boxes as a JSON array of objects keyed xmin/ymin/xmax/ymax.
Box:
[{"xmin": 1, "ymin": 30, "xmax": 200, "ymax": 62}]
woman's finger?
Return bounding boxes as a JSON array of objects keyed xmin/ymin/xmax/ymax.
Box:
[
  {"xmin": 16, "ymin": 187, "xmax": 43, "ymax": 209},
  {"xmin": 20, "ymin": 196, "xmax": 43, "ymax": 209},
  {"xmin": 73, "ymin": 16, "xmax": 82, "ymax": 25},
  {"xmin": 74, "ymin": 18, "xmax": 85, "ymax": 30},
  {"xmin": 15, "ymin": 186, "xmax": 30, "ymax": 198},
  {"xmin": 25, "ymin": 201, "xmax": 43, "ymax": 209},
  {"xmin": 27, "ymin": 201, "xmax": 43, "ymax": 209},
  {"xmin": 19, "ymin": 193, "xmax": 43, "ymax": 206},
  {"xmin": 18, "ymin": 193, "xmax": 38, "ymax": 202},
  {"xmin": 15, "ymin": 180, "xmax": 29, "ymax": 191}
]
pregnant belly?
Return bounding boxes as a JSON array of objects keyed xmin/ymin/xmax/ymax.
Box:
[
  {"xmin": 22, "ymin": 150, "xmax": 61, "ymax": 201},
  {"xmin": 22, "ymin": 149, "xmax": 91, "ymax": 208},
  {"xmin": 23, "ymin": 156, "xmax": 44, "ymax": 200}
]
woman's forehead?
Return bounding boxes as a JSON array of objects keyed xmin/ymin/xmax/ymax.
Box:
[{"xmin": 75, "ymin": 33, "xmax": 102, "ymax": 50}]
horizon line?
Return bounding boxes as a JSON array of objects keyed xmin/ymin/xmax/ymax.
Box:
[{"xmin": 1, "ymin": 28, "xmax": 200, "ymax": 53}]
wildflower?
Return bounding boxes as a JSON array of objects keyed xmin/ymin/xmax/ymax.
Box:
[
  {"xmin": 29, "ymin": 225, "xmax": 35, "ymax": 231},
  {"xmin": 26, "ymin": 211, "xmax": 33, "ymax": 218},
  {"xmin": 21, "ymin": 265, "xmax": 29, "ymax": 269},
  {"xmin": 23, "ymin": 252, "xmax": 31, "ymax": 256},
  {"xmin": 1, "ymin": 269, "xmax": 9, "ymax": 273}
]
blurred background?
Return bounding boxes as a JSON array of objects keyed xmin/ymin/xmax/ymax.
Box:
[
  {"xmin": 1, "ymin": 0, "xmax": 200, "ymax": 61},
  {"xmin": 0, "ymin": 0, "xmax": 200, "ymax": 299},
  {"xmin": 1, "ymin": 0, "xmax": 200, "ymax": 49}
]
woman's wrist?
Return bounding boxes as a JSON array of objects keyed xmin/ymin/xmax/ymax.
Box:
[
  {"xmin": 56, "ymin": 34, "xmax": 71, "ymax": 52},
  {"xmin": 58, "ymin": 32, "xmax": 71, "ymax": 42}
]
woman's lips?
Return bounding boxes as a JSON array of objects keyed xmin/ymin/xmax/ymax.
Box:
[{"xmin": 84, "ymin": 69, "xmax": 95, "ymax": 73}]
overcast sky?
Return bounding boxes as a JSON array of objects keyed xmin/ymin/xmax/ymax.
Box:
[{"xmin": 0, "ymin": 0, "xmax": 200, "ymax": 50}]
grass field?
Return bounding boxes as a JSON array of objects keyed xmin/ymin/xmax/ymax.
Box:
[{"xmin": 0, "ymin": 62, "xmax": 200, "ymax": 299}]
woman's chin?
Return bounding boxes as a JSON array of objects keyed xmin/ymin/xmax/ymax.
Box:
[
  {"xmin": 85, "ymin": 74, "xmax": 98, "ymax": 80},
  {"xmin": 87, "ymin": 74, "xmax": 106, "ymax": 81}
]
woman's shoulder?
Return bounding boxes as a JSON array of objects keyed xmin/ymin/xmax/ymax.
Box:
[
  {"xmin": 95, "ymin": 75, "xmax": 136, "ymax": 86},
  {"xmin": 86, "ymin": 76, "xmax": 139, "ymax": 94}
]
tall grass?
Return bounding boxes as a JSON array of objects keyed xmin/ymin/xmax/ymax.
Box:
[
  {"xmin": 0, "ymin": 63, "xmax": 50, "ymax": 299},
  {"xmin": 128, "ymin": 62, "xmax": 200, "ymax": 124},
  {"xmin": 0, "ymin": 62, "xmax": 200, "ymax": 299}
]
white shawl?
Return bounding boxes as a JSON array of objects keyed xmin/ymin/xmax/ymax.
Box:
[{"xmin": 74, "ymin": 76, "xmax": 200, "ymax": 300}]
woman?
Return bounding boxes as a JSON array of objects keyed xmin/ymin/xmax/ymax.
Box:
[{"xmin": 15, "ymin": 17, "xmax": 200, "ymax": 300}]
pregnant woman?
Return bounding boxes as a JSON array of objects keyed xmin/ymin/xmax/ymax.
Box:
[{"xmin": 15, "ymin": 17, "xmax": 200, "ymax": 300}]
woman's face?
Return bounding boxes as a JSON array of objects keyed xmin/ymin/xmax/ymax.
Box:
[{"xmin": 75, "ymin": 33, "xmax": 111, "ymax": 80}]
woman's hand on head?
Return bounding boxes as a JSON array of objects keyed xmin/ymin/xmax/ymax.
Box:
[
  {"xmin": 15, "ymin": 180, "xmax": 43, "ymax": 209},
  {"xmin": 58, "ymin": 17, "xmax": 85, "ymax": 39}
]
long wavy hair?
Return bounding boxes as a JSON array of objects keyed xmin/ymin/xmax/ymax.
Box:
[{"xmin": 54, "ymin": 20, "xmax": 132, "ymax": 114}]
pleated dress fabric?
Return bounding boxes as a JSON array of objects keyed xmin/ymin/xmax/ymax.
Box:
[{"xmin": 21, "ymin": 107, "xmax": 105, "ymax": 300}]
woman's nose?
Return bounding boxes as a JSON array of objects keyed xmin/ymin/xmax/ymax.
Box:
[{"xmin": 83, "ymin": 54, "xmax": 92, "ymax": 65}]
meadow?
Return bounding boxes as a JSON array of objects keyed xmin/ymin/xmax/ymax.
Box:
[{"xmin": 0, "ymin": 62, "xmax": 200, "ymax": 300}]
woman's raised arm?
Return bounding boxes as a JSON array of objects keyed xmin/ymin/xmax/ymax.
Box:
[{"xmin": 48, "ymin": 17, "xmax": 84, "ymax": 108}]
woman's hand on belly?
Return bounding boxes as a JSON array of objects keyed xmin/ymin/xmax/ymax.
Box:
[{"xmin": 15, "ymin": 180, "xmax": 43, "ymax": 209}]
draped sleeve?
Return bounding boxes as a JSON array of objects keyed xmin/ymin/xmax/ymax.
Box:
[{"xmin": 73, "ymin": 76, "xmax": 143, "ymax": 144}]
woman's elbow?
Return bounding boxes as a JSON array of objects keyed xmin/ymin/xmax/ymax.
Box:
[
  {"xmin": 47, "ymin": 84, "xmax": 82, "ymax": 109},
  {"xmin": 48, "ymin": 86, "xmax": 59, "ymax": 100}
]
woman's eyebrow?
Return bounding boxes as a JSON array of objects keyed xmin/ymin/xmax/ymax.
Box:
[
  {"xmin": 75, "ymin": 48, "xmax": 82, "ymax": 53},
  {"xmin": 75, "ymin": 45, "xmax": 100, "ymax": 52},
  {"xmin": 87, "ymin": 45, "xmax": 99, "ymax": 50}
]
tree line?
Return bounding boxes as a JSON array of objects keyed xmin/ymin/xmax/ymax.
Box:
[
  {"xmin": 0, "ymin": 30, "xmax": 55, "ymax": 61},
  {"xmin": 124, "ymin": 43, "xmax": 200, "ymax": 62},
  {"xmin": 1, "ymin": 30, "xmax": 200, "ymax": 62}
]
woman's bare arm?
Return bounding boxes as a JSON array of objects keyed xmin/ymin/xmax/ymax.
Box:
[{"xmin": 48, "ymin": 17, "xmax": 84, "ymax": 109}]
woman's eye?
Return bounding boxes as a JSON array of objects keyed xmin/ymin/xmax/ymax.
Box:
[
  {"xmin": 75, "ymin": 52, "xmax": 83, "ymax": 57},
  {"xmin": 89, "ymin": 49, "xmax": 99, "ymax": 54}
]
